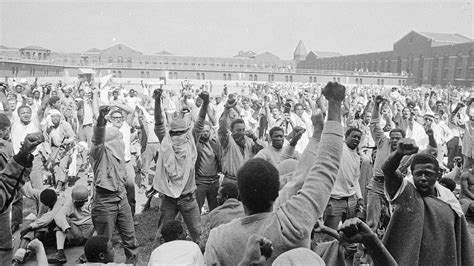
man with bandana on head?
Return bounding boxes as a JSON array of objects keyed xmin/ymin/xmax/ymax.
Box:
[
  {"xmin": 218, "ymin": 95, "xmax": 264, "ymax": 185},
  {"xmin": 90, "ymin": 105, "xmax": 138, "ymax": 264},
  {"xmin": 152, "ymin": 88, "xmax": 210, "ymax": 243},
  {"xmin": 44, "ymin": 109, "xmax": 76, "ymax": 191}
]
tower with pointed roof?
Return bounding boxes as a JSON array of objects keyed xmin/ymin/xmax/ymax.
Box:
[{"xmin": 293, "ymin": 40, "xmax": 307, "ymax": 62}]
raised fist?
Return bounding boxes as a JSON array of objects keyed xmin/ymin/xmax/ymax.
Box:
[
  {"xmin": 99, "ymin": 105, "xmax": 111, "ymax": 117},
  {"xmin": 21, "ymin": 133, "xmax": 44, "ymax": 154},
  {"xmin": 396, "ymin": 138, "xmax": 419, "ymax": 156},
  {"xmin": 198, "ymin": 91, "xmax": 210, "ymax": 103},
  {"xmin": 245, "ymin": 130, "xmax": 257, "ymax": 141},
  {"xmin": 289, "ymin": 126, "xmax": 306, "ymax": 146},
  {"xmin": 375, "ymin": 95, "xmax": 384, "ymax": 105},
  {"xmin": 311, "ymin": 113, "xmax": 325, "ymax": 131},
  {"xmin": 153, "ymin": 88, "xmax": 163, "ymax": 100},
  {"xmin": 225, "ymin": 98, "xmax": 237, "ymax": 109},
  {"xmin": 322, "ymin": 82, "xmax": 345, "ymax": 102}
]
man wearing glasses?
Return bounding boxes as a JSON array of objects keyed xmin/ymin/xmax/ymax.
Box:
[
  {"xmin": 107, "ymin": 104, "xmax": 138, "ymax": 225},
  {"xmin": 152, "ymin": 88, "xmax": 210, "ymax": 243}
]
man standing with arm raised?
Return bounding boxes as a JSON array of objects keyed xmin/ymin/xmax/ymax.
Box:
[{"xmin": 205, "ymin": 82, "xmax": 346, "ymax": 265}]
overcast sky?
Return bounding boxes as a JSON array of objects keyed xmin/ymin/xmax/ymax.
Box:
[{"xmin": 0, "ymin": 0, "xmax": 472, "ymax": 59}]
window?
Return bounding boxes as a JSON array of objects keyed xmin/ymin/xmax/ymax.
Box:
[
  {"xmin": 127, "ymin": 58, "xmax": 132, "ymax": 67},
  {"xmin": 118, "ymin": 71, "xmax": 122, "ymax": 78},
  {"xmin": 146, "ymin": 71, "xmax": 150, "ymax": 78},
  {"xmin": 12, "ymin": 67, "xmax": 15, "ymax": 75},
  {"xmin": 174, "ymin": 72, "xmax": 178, "ymax": 79},
  {"xmin": 355, "ymin": 78, "xmax": 359, "ymax": 84},
  {"xmin": 108, "ymin": 57, "xmax": 113, "ymax": 63},
  {"xmin": 409, "ymin": 36, "xmax": 414, "ymax": 44},
  {"xmin": 228, "ymin": 73, "xmax": 232, "ymax": 81},
  {"xmin": 359, "ymin": 78, "xmax": 363, "ymax": 84},
  {"xmin": 197, "ymin": 73, "xmax": 201, "ymax": 80},
  {"xmin": 381, "ymin": 79, "xmax": 384, "ymax": 86},
  {"xmin": 285, "ymin": 75, "xmax": 288, "ymax": 82},
  {"xmin": 224, "ymin": 73, "xmax": 227, "ymax": 80},
  {"xmin": 141, "ymin": 71, "xmax": 145, "ymax": 78},
  {"xmin": 202, "ymin": 73, "xmax": 205, "ymax": 80},
  {"xmin": 254, "ymin": 74, "xmax": 257, "ymax": 81},
  {"xmin": 313, "ymin": 76, "xmax": 317, "ymax": 83},
  {"xmin": 289, "ymin": 76, "xmax": 293, "ymax": 82},
  {"xmin": 249, "ymin": 75, "xmax": 253, "ymax": 81},
  {"xmin": 169, "ymin": 72, "xmax": 173, "ymax": 79}
]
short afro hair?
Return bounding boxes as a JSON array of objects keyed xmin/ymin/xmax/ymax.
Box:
[
  {"xmin": 390, "ymin": 128, "xmax": 406, "ymax": 138},
  {"xmin": 220, "ymin": 182, "xmax": 239, "ymax": 200},
  {"xmin": 84, "ymin": 235, "xmax": 110, "ymax": 262},
  {"xmin": 439, "ymin": 178, "xmax": 456, "ymax": 192},
  {"xmin": 40, "ymin": 189, "xmax": 57, "ymax": 208},
  {"xmin": 269, "ymin": 126, "xmax": 284, "ymax": 138},
  {"xmin": 230, "ymin": 118, "xmax": 245, "ymax": 131},
  {"xmin": 345, "ymin": 127, "xmax": 362, "ymax": 138},
  {"xmin": 237, "ymin": 158, "xmax": 279, "ymax": 213},
  {"xmin": 410, "ymin": 153, "xmax": 440, "ymax": 175},
  {"xmin": 161, "ymin": 220, "xmax": 184, "ymax": 242}
]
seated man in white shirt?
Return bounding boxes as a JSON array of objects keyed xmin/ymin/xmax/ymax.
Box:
[{"xmin": 148, "ymin": 220, "xmax": 204, "ymax": 266}]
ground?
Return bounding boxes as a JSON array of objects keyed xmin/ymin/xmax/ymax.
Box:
[{"xmin": 17, "ymin": 188, "xmax": 212, "ymax": 266}]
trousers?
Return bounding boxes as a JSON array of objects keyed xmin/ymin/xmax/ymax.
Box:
[
  {"xmin": 125, "ymin": 161, "xmax": 136, "ymax": 217},
  {"xmin": 159, "ymin": 193, "xmax": 201, "ymax": 243},
  {"xmin": 92, "ymin": 193, "xmax": 138, "ymax": 264},
  {"xmin": 195, "ymin": 178, "xmax": 219, "ymax": 212}
]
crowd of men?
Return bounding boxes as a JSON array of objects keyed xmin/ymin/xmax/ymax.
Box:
[{"xmin": 0, "ymin": 77, "xmax": 473, "ymax": 265}]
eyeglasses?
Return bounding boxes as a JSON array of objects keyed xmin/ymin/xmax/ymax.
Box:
[{"xmin": 111, "ymin": 116, "xmax": 123, "ymax": 121}]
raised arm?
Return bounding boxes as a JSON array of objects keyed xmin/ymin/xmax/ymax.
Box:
[
  {"xmin": 0, "ymin": 133, "xmax": 43, "ymax": 211},
  {"xmin": 278, "ymin": 82, "xmax": 345, "ymax": 232},
  {"xmin": 153, "ymin": 89, "xmax": 166, "ymax": 142},
  {"xmin": 370, "ymin": 96, "xmax": 386, "ymax": 146},
  {"xmin": 193, "ymin": 92, "xmax": 210, "ymax": 141},
  {"xmin": 382, "ymin": 138, "xmax": 419, "ymax": 199},
  {"xmin": 218, "ymin": 99, "xmax": 235, "ymax": 149},
  {"xmin": 90, "ymin": 106, "xmax": 110, "ymax": 161}
]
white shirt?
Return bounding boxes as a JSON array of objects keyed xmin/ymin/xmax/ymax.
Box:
[
  {"xmin": 107, "ymin": 122, "xmax": 132, "ymax": 162},
  {"xmin": 119, "ymin": 122, "xmax": 132, "ymax": 161},
  {"xmin": 330, "ymin": 144, "xmax": 361, "ymax": 199},
  {"xmin": 11, "ymin": 118, "xmax": 41, "ymax": 155},
  {"xmin": 148, "ymin": 240, "xmax": 204, "ymax": 266}
]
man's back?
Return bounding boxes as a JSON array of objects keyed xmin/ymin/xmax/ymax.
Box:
[{"xmin": 208, "ymin": 198, "xmax": 244, "ymax": 229}]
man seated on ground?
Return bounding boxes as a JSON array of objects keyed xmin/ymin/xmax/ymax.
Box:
[
  {"xmin": 208, "ymin": 182, "xmax": 245, "ymax": 229},
  {"xmin": 382, "ymin": 139, "xmax": 474, "ymax": 265},
  {"xmin": 254, "ymin": 126, "xmax": 302, "ymax": 167},
  {"xmin": 47, "ymin": 184, "xmax": 95, "ymax": 264},
  {"xmin": 148, "ymin": 220, "xmax": 204, "ymax": 266},
  {"xmin": 204, "ymin": 82, "xmax": 346, "ymax": 264},
  {"xmin": 13, "ymin": 186, "xmax": 67, "ymax": 263}
]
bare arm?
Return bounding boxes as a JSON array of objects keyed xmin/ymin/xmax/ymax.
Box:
[
  {"xmin": 370, "ymin": 99, "xmax": 386, "ymax": 146},
  {"xmin": 192, "ymin": 92, "xmax": 209, "ymax": 142},
  {"xmin": 218, "ymin": 106, "xmax": 232, "ymax": 149},
  {"xmin": 460, "ymin": 172, "xmax": 474, "ymax": 200}
]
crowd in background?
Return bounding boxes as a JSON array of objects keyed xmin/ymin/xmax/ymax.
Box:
[{"xmin": 0, "ymin": 76, "xmax": 472, "ymax": 265}]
